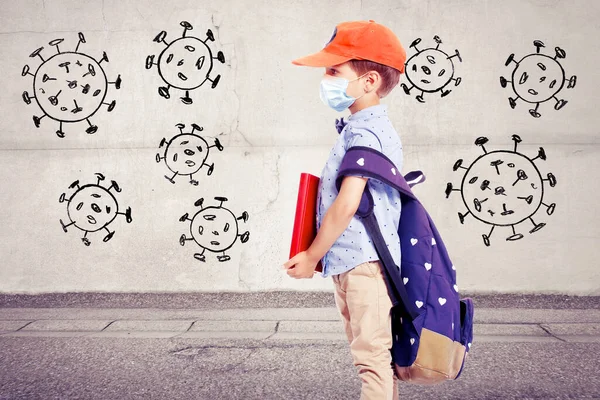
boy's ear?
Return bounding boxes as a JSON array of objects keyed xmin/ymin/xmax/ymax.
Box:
[{"xmin": 366, "ymin": 71, "xmax": 382, "ymax": 94}]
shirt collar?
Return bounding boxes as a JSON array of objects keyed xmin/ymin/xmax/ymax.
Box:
[{"xmin": 347, "ymin": 104, "xmax": 388, "ymax": 121}]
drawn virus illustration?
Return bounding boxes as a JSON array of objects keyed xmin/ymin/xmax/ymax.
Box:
[
  {"xmin": 401, "ymin": 35, "xmax": 462, "ymax": 103},
  {"xmin": 179, "ymin": 197, "xmax": 250, "ymax": 262},
  {"xmin": 59, "ymin": 173, "xmax": 132, "ymax": 246},
  {"xmin": 500, "ymin": 40, "xmax": 577, "ymax": 118},
  {"xmin": 445, "ymin": 135, "xmax": 557, "ymax": 247},
  {"xmin": 21, "ymin": 32, "xmax": 122, "ymax": 138},
  {"xmin": 146, "ymin": 21, "xmax": 225, "ymax": 105},
  {"xmin": 156, "ymin": 123, "xmax": 224, "ymax": 185}
]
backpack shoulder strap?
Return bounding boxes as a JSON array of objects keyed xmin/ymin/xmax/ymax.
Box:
[
  {"xmin": 335, "ymin": 147, "xmax": 424, "ymax": 215},
  {"xmin": 335, "ymin": 146, "xmax": 425, "ymax": 320}
]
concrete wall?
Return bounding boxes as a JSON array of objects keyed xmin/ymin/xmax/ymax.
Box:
[{"xmin": 0, "ymin": 0, "xmax": 598, "ymax": 294}]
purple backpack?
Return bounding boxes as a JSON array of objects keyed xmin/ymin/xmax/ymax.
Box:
[{"xmin": 336, "ymin": 146, "xmax": 474, "ymax": 385}]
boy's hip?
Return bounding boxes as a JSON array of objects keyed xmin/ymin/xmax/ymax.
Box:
[{"xmin": 332, "ymin": 260, "xmax": 385, "ymax": 289}]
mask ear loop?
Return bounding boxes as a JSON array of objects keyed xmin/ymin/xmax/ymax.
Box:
[{"xmin": 351, "ymin": 72, "xmax": 373, "ymax": 101}]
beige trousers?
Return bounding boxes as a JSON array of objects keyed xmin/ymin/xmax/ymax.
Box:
[{"xmin": 333, "ymin": 261, "xmax": 399, "ymax": 400}]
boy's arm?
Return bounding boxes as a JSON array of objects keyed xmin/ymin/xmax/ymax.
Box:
[{"xmin": 283, "ymin": 175, "xmax": 367, "ymax": 279}]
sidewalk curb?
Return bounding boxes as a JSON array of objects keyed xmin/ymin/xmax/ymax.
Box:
[
  {"xmin": 1, "ymin": 307, "xmax": 600, "ymax": 322},
  {"xmin": 1, "ymin": 307, "xmax": 599, "ymax": 342}
]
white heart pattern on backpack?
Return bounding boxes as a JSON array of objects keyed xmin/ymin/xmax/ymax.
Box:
[
  {"xmin": 403, "ymin": 277, "xmax": 409, "ymax": 285},
  {"xmin": 438, "ymin": 297, "xmax": 447, "ymax": 306},
  {"xmin": 410, "ymin": 238, "xmax": 418, "ymax": 246},
  {"xmin": 410, "ymin": 338, "xmax": 415, "ymax": 345},
  {"xmin": 424, "ymin": 263, "xmax": 432, "ymax": 271},
  {"xmin": 356, "ymin": 158, "xmax": 365, "ymax": 166},
  {"xmin": 452, "ymin": 323, "xmax": 455, "ymax": 330},
  {"xmin": 452, "ymin": 265, "xmax": 456, "ymax": 270},
  {"xmin": 454, "ymin": 284, "xmax": 459, "ymax": 292},
  {"xmin": 391, "ymin": 167, "xmax": 396, "ymax": 175},
  {"xmin": 415, "ymin": 300, "xmax": 424, "ymax": 308},
  {"xmin": 432, "ymin": 237, "xmax": 436, "ymax": 245}
]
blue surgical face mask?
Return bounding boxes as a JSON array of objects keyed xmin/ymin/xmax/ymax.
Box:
[{"xmin": 319, "ymin": 73, "xmax": 368, "ymax": 112}]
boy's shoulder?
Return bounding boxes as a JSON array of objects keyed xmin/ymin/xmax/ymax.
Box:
[
  {"xmin": 343, "ymin": 123, "xmax": 383, "ymax": 152},
  {"xmin": 343, "ymin": 113, "xmax": 400, "ymax": 151}
]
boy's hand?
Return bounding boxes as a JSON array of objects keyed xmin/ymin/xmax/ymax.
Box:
[{"xmin": 283, "ymin": 251, "xmax": 319, "ymax": 279}]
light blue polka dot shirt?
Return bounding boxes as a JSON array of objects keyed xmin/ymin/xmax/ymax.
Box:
[{"xmin": 317, "ymin": 104, "xmax": 403, "ymax": 278}]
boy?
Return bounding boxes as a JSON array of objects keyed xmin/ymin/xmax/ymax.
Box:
[{"xmin": 283, "ymin": 20, "xmax": 406, "ymax": 400}]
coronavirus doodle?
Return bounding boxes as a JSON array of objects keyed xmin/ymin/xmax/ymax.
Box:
[
  {"xmin": 179, "ymin": 197, "xmax": 250, "ymax": 262},
  {"xmin": 59, "ymin": 173, "xmax": 132, "ymax": 246},
  {"xmin": 445, "ymin": 135, "xmax": 557, "ymax": 247},
  {"xmin": 500, "ymin": 40, "xmax": 577, "ymax": 118},
  {"xmin": 146, "ymin": 21, "xmax": 225, "ymax": 105},
  {"xmin": 21, "ymin": 32, "xmax": 121, "ymax": 138},
  {"xmin": 156, "ymin": 123, "xmax": 224, "ymax": 185},
  {"xmin": 401, "ymin": 35, "xmax": 462, "ymax": 103}
]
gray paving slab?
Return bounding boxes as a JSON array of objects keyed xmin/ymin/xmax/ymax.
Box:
[
  {"xmin": 0, "ymin": 331, "xmax": 91, "ymax": 338},
  {"xmin": 474, "ymin": 323, "xmax": 549, "ymax": 336},
  {"xmin": 470, "ymin": 335, "xmax": 561, "ymax": 343},
  {"xmin": 1, "ymin": 307, "xmax": 599, "ymax": 324},
  {"xmin": 542, "ymin": 323, "xmax": 600, "ymax": 335},
  {"xmin": 556, "ymin": 335, "xmax": 600, "ymax": 343},
  {"xmin": 189, "ymin": 320, "xmax": 276, "ymax": 332},
  {"xmin": 85, "ymin": 331, "xmax": 182, "ymax": 339},
  {"xmin": 474, "ymin": 308, "xmax": 600, "ymax": 323},
  {"xmin": 103, "ymin": 320, "xmax": 194, "ymax": 332},
  {"xmin": 0, "ymin": 320, "xmax": 32, "ymax": 331},
  {"xmin": 176, "ymin": 331, "xmax": 273, "ymax": 340},
  {"xmin": 20, "ymin": 319, "xmax": 112, "ymax": 332},
  {"xmin": 278, "ymin": 320, "xmax": 344, "ymax": 333},
  {"xmin": 269, "ymin": 332, "xmax": 347, "ymax": 341}
]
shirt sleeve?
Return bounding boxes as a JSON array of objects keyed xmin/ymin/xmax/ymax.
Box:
[
  {"xmin": 344, "ymin": 127, "xmax": 382, "ymax": 152},
  {"xmin": 341, "ymin": 127, "xmax": 383, "ymax": 183}
]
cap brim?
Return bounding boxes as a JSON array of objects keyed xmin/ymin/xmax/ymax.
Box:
[{"xmin": 292, "ymin": 49, "xmax": 352, "ymax": 67}]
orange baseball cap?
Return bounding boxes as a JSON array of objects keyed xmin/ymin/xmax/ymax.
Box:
[{"xmin": 292, "ymin": 20, "xmax": 406, "ymax": 73}]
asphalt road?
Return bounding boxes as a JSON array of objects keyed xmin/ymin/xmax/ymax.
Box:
[{"xmin": 1, "ymin": 336, "xmax": 599, "ymax": 400}]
